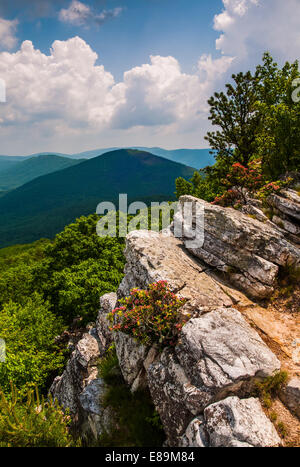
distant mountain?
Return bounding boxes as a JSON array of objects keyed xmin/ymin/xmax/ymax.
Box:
[
  {"xmin": 0, "ymin": 154, "xmax": 83, "ymax": 191},
  {"xmin": 72, "ymin": 147, "xmax": 216, "ymax": 168},
  {"xmin": 0, "ymin": 147, "xmax": 215, "ymax": 169},
  {"xmin": 0, "ymin": 156, "xmax": 26, "ymax": 174},
  {"xmin": 0, "ymin": 149, "xmax": 195, "ymax": 247}
]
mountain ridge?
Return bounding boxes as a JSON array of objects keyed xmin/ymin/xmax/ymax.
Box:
[{"xmin": 0, "ymin": 149, "xmax": 194, "ymax": 247}]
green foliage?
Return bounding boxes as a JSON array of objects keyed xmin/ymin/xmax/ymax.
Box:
[
  {"xmin": 255, "ymin": 371, "xmax": 288, "ymax": 408},
  {"xmin": 0, "ymin": 149, "xmax": 194, "ymax": 247},
  {"xmin": 205, "ymin": 70, "xmax": 261, "ymax": 167},
  {"xmin": 0, "ymin": 214, "xmax": 125, "ymax": 396},
  {"xmin": 98, "ymin": 344, "xmax": 119, "ymax": 385},
  {"xmin": 0, "ymin": 294, "xmax": 65, "ymax": 396},
  {"xmin": 0, "ymin": 383, "xmax": 76, "ymax": 447},
  {"xmin": 176, "ymin": 52, "xmax": 300, "ymax": 203},
  {"xmin": 109, "ymin": 281, "xmax": 187, "ymax": 349}
]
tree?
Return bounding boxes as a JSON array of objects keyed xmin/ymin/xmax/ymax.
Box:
[
  {"xmin": 205, "ymin": 71, "xmax": 261, "ymax": 167},
  {"xmin": 255, "ymin": 53, "xmax": 300, "ymax": 178}
]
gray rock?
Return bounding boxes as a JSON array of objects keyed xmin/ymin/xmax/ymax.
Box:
[
  {"xmin": 204, "ymin": 396, "xmax": 281, "ymax": 447},
  {"xmin": 176, "ymin": 195, "xmax": 300, "ymax": 298},
  {"xmin": 147, "ymin": 348, "xmax": 209, "ymax": 446},
  {"xmin": 270, "ymin": 193, "xmax": 300, "ymax": 222},
  {"xmin": 179, "ymin": 416, "xmax": 208, "ymax": 447},
  {"xmin": 146, "ymin": 308, "xmax": 280, "ymax": 446},
  {"xmin": 280, "ymin": 377, "xmax": 300, "ymax": 419},
  {"xmin": 50, "ymin": 333, "xmax": 101, "ymax": 415},
  {"xmin": 114, "ymin": 331, "xmax": 149, "ymax": 390},
  {"xmin": 176, "ymin": 308, "xmax": 281, "ymax": 395},
  {"xmin": 78, "ymin": 378, "xmax": 115, "ymax": 441},
  {"xmin": 96, "ymin": 292, "xmax": 117, "ymax": 357}
]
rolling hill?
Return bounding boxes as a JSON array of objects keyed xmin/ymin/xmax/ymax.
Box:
[
  {"xmin": 0, "ymin": 154, "xmax": 83, "ymax": 191},
  {"xmin": 0, "ymin": 149, "xmax": 195, "ymax": 247}
]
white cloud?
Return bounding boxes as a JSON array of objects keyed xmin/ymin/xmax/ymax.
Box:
[
  {"xmin": 1, "ymin": 0, "xmax": 300, "ymax": 154},
  {"xmin": 59, "ymin": 1, "xmax": 123, "ymax": 27},
  {"xmin": 214, "ymin": 0, "xmax": 300, "ymax": 64},
  {"xmin": 0, "ymin": 36, "xmax": 233, "ymax": 148},
  {"xmin": 0, "ymin": 17, "xmax": 18, "ymax": 50}
]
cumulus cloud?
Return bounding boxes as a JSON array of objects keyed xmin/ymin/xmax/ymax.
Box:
[
  {"xmin": 0, "ymin": 37, "xmax": 123, "ymax": 128},
  {"xmin": 1, "ymin": 0, "xmax": 300, "ymax": 153},
  {"xmin": 0, "ymin": 36, "xmax": 234, "ymax": 135},
  {"xmin": 59, "ymin": 1, "xmax": 123, "ymax": 27},
  {"xmin": 112, "ymin": 54, "xmax": 233, "ymax": 130},
  {"xmin": 0, "ymin": 17, "xmax": 18, "ymax": 50},
  {"xmin": 214, "ymin": 0, "xmax": 300, "ymax": 64}
]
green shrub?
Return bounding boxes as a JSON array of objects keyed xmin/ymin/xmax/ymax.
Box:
[
  {"xmin": 0, "ymin": 294, "xmax": 65, "ymax": 396},
  {"xmin": 255, "ymin": 371, "xmax": 288, "ymax": 408},
  {"xmin": 108, "ymin": 281, "xmax": 187, "ymax": 349},
  {"xmin": 98, "ymin": 344, "xmax": 119, "ymax": 385},
  {"xmin": 0, "ymin": 383, "xmax": 77, "ymax": 447}
]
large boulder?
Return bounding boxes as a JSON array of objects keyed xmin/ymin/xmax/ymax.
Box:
[
  {"xmin": 180, "ymin": 397, "xmax": 281, "ymax": 447},
  {"xmin": 175, "ymin": 195, "xmax": 300, "ymax": 298},
  {"xmin": 176, "ymin": 308, "xmax": 281, "ymax": 391},
  {"xmin": 146, "ymin": 307, "xmax": 280, "ymax": 445},
  {"xmin": 118, "ymin": 230, "xmax": 248, "ymax": 313}
]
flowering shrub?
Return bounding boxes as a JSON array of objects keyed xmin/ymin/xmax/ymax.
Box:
[
  {"xmin": 108, "ymin": 281, "xmax": 187, "ymax": 349},
  {"xmin": 211, "ymin": 188, "xmax": 241, "ymax": 207},
  {"xmin": 256, "ymin": 178, "xmax": 292, "ymax": 201},
  {"xmin": 223, "ymin": 159, "xmax": 264, "ymax": 192},
  {"xmin": 212, "ymin": 159, "xmax": 264, "ymax": 207}
]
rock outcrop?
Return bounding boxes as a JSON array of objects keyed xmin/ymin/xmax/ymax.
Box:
[
  {"xmin": 174, "ymin": 195, "xmax": 300, "ymax": 299},
  {"xmin": 50, "ymin": 191, "xmax": 300, "ymax": 447},
  {"xmin": 180, "ymin": 397, "xmax": 281, "ymax": 447},
  {"xmin": 50, "ymin": 292, "xmax": 117, "ymax": 441},
  {"xmin": 111, "ymin": 230, "xmax": 283, "ymax": 446}
]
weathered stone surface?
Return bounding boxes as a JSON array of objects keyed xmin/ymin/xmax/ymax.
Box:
[
  {"xmin": 176, "ymin": 195, "xmax": 300, "ymax": 298},
  {"xmin": 179, "ymin": 416, "xmax": 208, "ymax": 447},
  {"xmin": 50, "ymin": 333, "xmax": 100, "ymax": 415},
  {"xmin": 114, "ymin": 331, "xmax": 149, "ymax": 390},
  {"xmin": 146, "ymin": 307, "xmax": 280, "ymax": 446},
  {"xmin": 176, "ymin": 308, "xmax": 281, "ymax": 393},
  {"xmin": 203, "ymin": 397, "xmax": 281, "ymax": 447},
  {"xmin": 78, "ymin": 378, "xmax": 114, "ymax": 441},
  {"xmin": 280, "ymin": 377, "xmax": 300, "ymax": 419},
  {"xmin": 270, "ymin": 192, "xmax": 300, "ymax": 222},
  {"xmin": 147, "ymin": 349, "xmax": 210, "ymax": 445},
  {"xmin": 118, "ymin": 230, "xmax": 248, "ymax": 314},
  {"xmin": 96, "ymin": 292, "xmax": 117, "ymax": 357}
]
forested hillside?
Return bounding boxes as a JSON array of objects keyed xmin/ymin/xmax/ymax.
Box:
[{"xmin": 0, "ymin": 149, "xmax": 194, "ymax": 247}]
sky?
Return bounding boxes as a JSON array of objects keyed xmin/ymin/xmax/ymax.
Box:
[{"xmin": 0, "ymin": 0, "xmax": 299, "ymax": 155}]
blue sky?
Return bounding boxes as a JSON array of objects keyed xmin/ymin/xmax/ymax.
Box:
[
  {"xmin": 3, "ymin": 1, "xmax": 223, "ymax": 80},
  {"xmin": 0, "ymin": 0, "xmax": 299, "ymax": 155}
]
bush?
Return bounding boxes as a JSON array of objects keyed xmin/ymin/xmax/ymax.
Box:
[
  {"xmin": 255, "ymin": 371, "xmax": 288, "ymax": 408},
  {"xmin": 0, "ymin": 383, "xmax": 76, "ymax": 447},
  {"xmin": 0, "ymin": 294, "xmax": 65, "ymax": 396},
  {"xmin": 108, "ymin": 281, "xmax": 187, "ymax": 349}
]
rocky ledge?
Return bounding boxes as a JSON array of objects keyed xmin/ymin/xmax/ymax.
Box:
[{"xmin": 50, "ymin": 193, "xmax": 300, "ymax": 447}]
